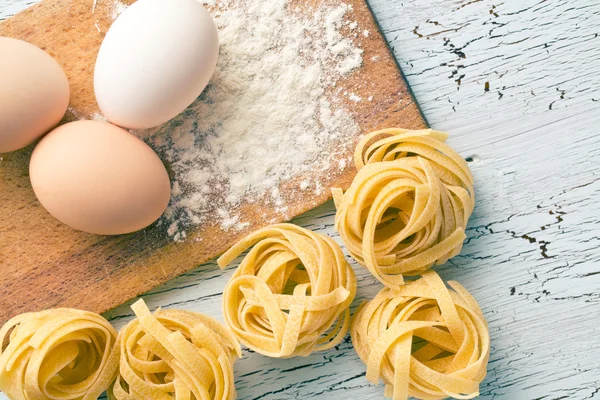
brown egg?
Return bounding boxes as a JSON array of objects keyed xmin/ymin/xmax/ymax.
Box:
[
  {"xmin": 0, "ymin": 37, "xmax": 69, "ymax": 153},
  {"xmin": 29, "ymin": 121, "xmax": 171, "ymax": 235}
]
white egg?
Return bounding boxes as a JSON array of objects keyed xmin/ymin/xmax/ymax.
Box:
[{"xmin": 94, "ymin": 0, "xmax": 219, "ymax": 130}]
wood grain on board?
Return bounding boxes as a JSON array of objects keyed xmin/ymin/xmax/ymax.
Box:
[{"xmin": 0, "ymin": 0, "xmax": 426, "ymax": 324}]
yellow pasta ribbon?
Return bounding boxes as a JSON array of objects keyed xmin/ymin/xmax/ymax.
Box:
[
  {"xmin": 351, "ymin": 271, "xmax": 490, "ymax": 400},
  {"xmin": 354, "ymin": 129, "xmax": 474, "ymax": 193},
  {"xmin": 333, "ymin": 128, "xmax": 474, "ymax": 288},
  {"xmin": 218, "ymin": 223, "xmax": 357, "ymax": 358},
  {"xmin": 108, "ymin": 299, "xmax": 241, "ymax": 400},
  {"xmin": 0, "ymin": 308, "xmax": 119, "ymax": 400}
]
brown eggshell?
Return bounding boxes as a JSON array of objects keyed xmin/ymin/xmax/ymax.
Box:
[
  {"xmin": 0, "ymin": 37, "xmax": 69, "ymax": 153},
  {"xmin": 29, "ymin": 120, "xmax": 171, "ymax": 235}
]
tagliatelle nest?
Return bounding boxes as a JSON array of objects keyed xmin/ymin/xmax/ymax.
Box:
[
  {"xmin": 332, "ymin": 128, "xmax": 474, "ymax": 288},
  {"xmin": 218, "ymin": 223, "xmax": 357, "ymax": 358},
  {"xmin": 354, "ymin": 129, "xmax": 475, "ymax": 194},
  {"xmin": 351, "ymin": 271, "xmax": 490, "ymax": 400},
  {"xmin": 109, "ymin": 299, "xmax": 241, "ymax": 400},
  {"xmin": 0, "ymin": 309, "xmax": 119, "ymax": 400}
]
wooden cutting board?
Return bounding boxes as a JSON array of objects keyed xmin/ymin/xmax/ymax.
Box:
[{"xmin": 0, "ymin": 0, "xmax": 426, "ymax": 324}]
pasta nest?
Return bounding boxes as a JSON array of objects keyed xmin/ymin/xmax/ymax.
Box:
[
  {"xmin": 109, "ymin": 299, "xmax": 241, "ymax": 400},
  {"xmin": 218, "ymin": 223, "xmax": 357, "ymax": 358},
  {"xmin": 351, "ymin": 271, "xmax": 490, "ymax": 400},
  {"xmin": 333, "ymin": 128, "xmax": 474, "ymax": 288},
  {"xmin": 0, "ymin": 309, "xmax": 119, "ymax": 400}
]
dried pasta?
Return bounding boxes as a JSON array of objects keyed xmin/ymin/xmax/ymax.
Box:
[
  {"xmin": 218, "ymin": 223, "xmax": 357, "ymax": 358},
  {"xmin": 354, "ymin": 129, "xmax": 475, "ymax": 195},
  {"xmin": 109, "ymin": 299, "xmax": 241, "ymax": 400},
  {"xmin": 0, "ymin": 308, "xmax": 119, "ymax": 400},
  {"xmin": 333, "ymin": 128, "xmax": 474, "ymax": 288},
  {"xmin": 351, "ymin": 271, "xmax": 490, "ymax": 400}
]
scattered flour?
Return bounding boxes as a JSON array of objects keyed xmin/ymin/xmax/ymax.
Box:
[
  {"xmin": 217, "ymin": 209, "xmax": 249, "ymax": 232},
  {"xmin": 300, "ymin": 180, "xmax": 311, "ymax": 191},
  {"xmin": 111, "ymin": 0, "xmax": 128, "ymax": 19},
  {"xmin": 147, "ymin": 0, "xmax": 363, "ymax": 239},
  {"xmin": 348, "ymin": 93, "xmax": 362, "ymax": 102},
  {"xmin": 89, "ymin": 0, "xmax": 365, "ymax": 239},
  {"xmin": 314, "ymin": 180, "xmax": 324, "ymax": 196},
  {"xmin": 363, "ymin": 29, "xmax": 370, "ymax": 37},
  {"xmin": 92, "ymin": 112, "xmax": 109, "ymax": 122}
]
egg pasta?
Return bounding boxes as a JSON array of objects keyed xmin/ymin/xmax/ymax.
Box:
[
  {"xmin": 333, "ymin": 128, "xmax": 474, "ymax": 288},
  {"xmin": 109, "ymin": 299, "xmax": 240, "ymax": 400},
  {"xmin": 218, "ymin": 223, "xmax": 357, "ymax": 358},
  {"xmin": 351, "ymin": 271, "xmax": 490, "ymax": 400},
  {"xmin": 0, "ymin": 308, "xmax": 119, "ymax": 400}
]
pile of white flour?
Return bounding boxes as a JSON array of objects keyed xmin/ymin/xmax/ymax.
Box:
[{"xmin": 147, "ymin": 0, "xmax": 364, "ymax": 240}]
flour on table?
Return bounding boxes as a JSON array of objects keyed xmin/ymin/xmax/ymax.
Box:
[
  {"xmin": 91, "ymin": 112, "xmax": 109, "ymax": 122},
  {"xmin": 348, "ymin": 93, "xmax": 362, "ymax": 102},
  {"xmin": 111, "ymin": 0, "xmax": 128, "ymax": 19},
  {"xmin": 142, "ymin": 0, "xmax": 364, "ymax": 240}
]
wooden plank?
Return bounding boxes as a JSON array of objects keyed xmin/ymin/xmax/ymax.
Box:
[{"xmin": 0, "ymin": 0, "xmax": 426, "ymax": 324}]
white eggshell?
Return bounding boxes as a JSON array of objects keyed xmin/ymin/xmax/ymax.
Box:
[{"xmin": 94, "ymin": 0, "xmax": 219, "ymax": 130}]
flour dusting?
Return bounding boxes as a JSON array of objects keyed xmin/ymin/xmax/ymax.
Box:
[
  {"xmin": 147, "ymin": 0, "xmax": 363, "ymax": 239},
  {"xmin": 111, "ymin": 0, "xmax": 128, "ymax": 19},
  {"xmin": 88, "ymin": 0, "xmax": 363, "ymax": 239}
]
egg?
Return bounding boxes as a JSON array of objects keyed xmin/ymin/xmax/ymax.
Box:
[
  {"xmin": 0, "ymin": 37, "xmax": 69, "ymax": 153},
  {"xmin": 94, "ymin": 0, "xmax": 219, "ymax": 130},
  {"xmin": 29, "ymin": 121, "xmax": 171, "ymax": 235}
]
